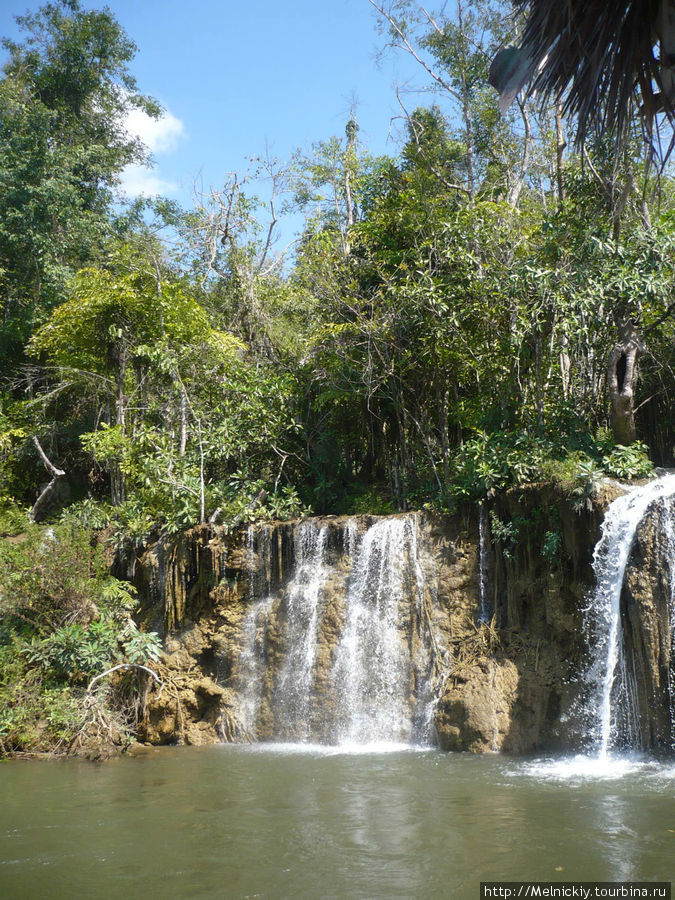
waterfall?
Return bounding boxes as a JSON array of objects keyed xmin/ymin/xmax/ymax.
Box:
[
  {"xmin": 666, "ymin": 508, "xmax": 675, "ymax": 749},
  {"xmin": 478, "ymin": 502, "xmax": 491, "ymax": 623},
  {"xmin": 331, "ymin": 516, "xmax": 429, "ymax": 745},
  {"xmin": 274, "ymin": 523, "xmax": 329, "ymax": 739},
  {"xmin": 235, "ymin": 515, "xmax": 437, "ymax": 746},
  {"xmin": 585, "ymin": 474, "xmax": 675, "ymax": 757},
  {"xmin": 237, "ymin": 527, "xmax": 275, "ymax": 733}
]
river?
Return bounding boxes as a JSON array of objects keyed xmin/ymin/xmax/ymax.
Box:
[{"xmin": 1, "ymin": 745, "xmax": 673, "ymax": 898}]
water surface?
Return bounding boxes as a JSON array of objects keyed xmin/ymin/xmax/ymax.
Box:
[{"xmin": 1, "ymin": 745, "xmax": 673, "ymax": 899}]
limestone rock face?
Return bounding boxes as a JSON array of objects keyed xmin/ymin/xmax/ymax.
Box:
[
  {"xmin": 431, "ymin": 484, "xmax": 619, "ymax": 753},
  {"xmin": 435, "ymin": 659, "xmax": 519, "ymax": 752},
  {"xmin": 129, "ymin": 480, "xmax": 668, "ymax": 755},
  {"xmin": 132, "ymin": 514, "xmax": 484, "ymax": 748},
  {"xmin": 620, "ymin": 495, "xmax": 675, "ymax": 751}
]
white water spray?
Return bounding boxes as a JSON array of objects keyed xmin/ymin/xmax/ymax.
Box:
[
  {"xmin": 274, "ymin": 523, "xmax": 329, "ymax": 739},
  {"xmin": 331, "ymin": 516, "xmax": 428, "ymax": 745},
  {"xmin": 586, "ymin": 474, "xmax": 675, "ymax": 758},
  {"xmin": 237, "ymin": 515, "xmax": 437, "ymax": 746}
]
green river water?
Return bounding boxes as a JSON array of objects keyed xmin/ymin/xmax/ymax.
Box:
[{"xmin": 1, "ymin": 744, "xmax": 673, "ymax": 899}]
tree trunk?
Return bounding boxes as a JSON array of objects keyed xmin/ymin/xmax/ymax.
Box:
[
  {"xmin": 110, "ymin": 359, "xmax": 127, "ymax": 506},
  {"xmin": 607, "ymin": 322, "xmax": 646, "ymax": 445},
  {"xmin": 456, "ymin": 0, "xmax": 475, "ymax": 199},
  {"xmin": 554, "ymin": 100, "xmax": 566, "ymax": 205}
]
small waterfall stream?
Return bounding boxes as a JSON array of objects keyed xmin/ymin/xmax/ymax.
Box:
[
  {"xmin": 666, "ymin": 509, "xmax": 675, "ymax": 746},
  {"xmin": 274, "ymin": 523, "xmax": 329, "ymax": 740},
  {"xmin": 331, "ymin": 516, "xmax": 428, "ymax": 745},
  {"xmin": 237, "ymin": 527, "xmax": 274, "ymax": 734},
  {"xmin": 477, "ymin": 502, "xmax": 491, "ymax": 623},
  {"xmin": 236, "ymin": 514, "xmax": 437, "ymax": 747},
  {"xmin": 585, "ymin": 474, "xmax": 675, "ymax": 758}
]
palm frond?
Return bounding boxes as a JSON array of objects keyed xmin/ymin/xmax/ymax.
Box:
[{"xmin": 511, "ymin": 0, "xmax": 673, "ymax": 151}]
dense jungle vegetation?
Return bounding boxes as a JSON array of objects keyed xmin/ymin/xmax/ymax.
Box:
[{"xmin": 0, "ymin": 0, "xmax": 673, "ymax": 755}]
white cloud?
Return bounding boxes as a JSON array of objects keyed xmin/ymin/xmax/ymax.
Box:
[
  {"xmin": 119, "ymin": 164, "xmax": 178, "ymax": 198},
  {"xmin": 125, "ymin": 106, "xmax": 186, "ymax": 154},
  {"xmin": 119, "ymin": 105, "xmax": 186, "ymax": 198}
]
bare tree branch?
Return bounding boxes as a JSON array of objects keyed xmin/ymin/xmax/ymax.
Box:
[
  {"xmin": 29, "ymin": 436, "xmax": 65, "ymax": 523},
  {"xmin": 87, "ymin": 664, "xmax": 162, "ymax": 694}
]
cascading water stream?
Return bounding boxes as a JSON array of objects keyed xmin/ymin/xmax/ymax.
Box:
[
  {"xmin": 478, "ymin": 502, "xmax": 491, "ymax": 623},
  {"xmin": 274, "ymin": 523, "xmax": 329, "ymax": 739},
  {"xmin": 661, "ymin": 500, "xmax": 675, "ymax": 748},
  {"xmin": 236, "ymin": 514, "xmax": 437, "ymax": 747},
  {"xmin": 331, "ymin": 516, "xmax": 428, "ymax": 745},
  {"xmin": 237, "ymin": 527, "xmax": 274, "ymax": 733},
  {"xmin": 586, "ymin": 474, "xmax": 675, "ymax": 759}
]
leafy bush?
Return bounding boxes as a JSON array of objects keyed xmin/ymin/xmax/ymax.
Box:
[
  {"xmin": 601, "ymin": 442, "xmax": 653, "ymax": 479},
  {"xmin": 451, "ymin": 432, "xmax": 554, "ymax": 500},
  {"xmin": 23, "ymin": 620, "xmax": 119, "ymax": 682},
  {"xmin": 449, "ymin": 429, "xmax": 655, "ymax": 504},
  {"xmin": 59, "ymin": 498, "xmax": 115, "ymax": 530},
  {"xmin": 334, "ymin": 483, "xmax": 396, "ymax": 516},
  {"xmin": 489, "ymin": 511, "xmax": 520, "ymax": 560},
  {"xmin": 121, "ymin": 624, "xmax": 162, "ymax": 665},
  {"xmin": 0, "ymin": 523, "xmax": 162, "ymax": 756},
  {"xmin": 542, "ymin": 529, "xmax": 562, "ymax": 561},
  {"xmin": 0, "ymin": 502, "xmax": 27, "ymax": 537}
]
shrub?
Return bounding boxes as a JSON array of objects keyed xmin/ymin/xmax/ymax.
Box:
[{"xmin": 0, "ymin": 523, "xmax": 161, "ymax": 756}]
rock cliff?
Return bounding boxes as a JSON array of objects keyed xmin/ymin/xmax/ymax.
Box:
[
  {"xmin": 129, "ymin": 481, "xmax": 669, "ymax": 754},
  {"xmin": 619, "ymin": 494, "xmax": 675, "ymax": 752}
]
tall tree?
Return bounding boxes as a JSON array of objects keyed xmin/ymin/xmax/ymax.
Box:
[{"xmin": 0, "ymin": 0, "xmax": 159, "ymax": 363}]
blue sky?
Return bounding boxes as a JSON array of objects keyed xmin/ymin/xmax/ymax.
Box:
[{"xmin": 1, "ymin": 0, "xmax": 425, "ymax": 212}]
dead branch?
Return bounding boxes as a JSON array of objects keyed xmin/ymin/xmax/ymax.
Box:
[
  {"xmin": 87, "ymin": 663, "xmax": 162, "ymax": 694},
  {"xmin": 29, "ymin": 436, "xmax": 65, "ymax": 523}
]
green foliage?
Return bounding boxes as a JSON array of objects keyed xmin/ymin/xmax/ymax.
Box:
[
  {"xmin": 451, "ymin": 432, "xmax": 558, "ymax": 500},
  {"xmin": 23, "ymin": 620, "xmax": 118, "ymax": 681},
  {"xmin": 542, "ymin": 528, "xmax": 562, "ymax": 562},
  {"xmin": 0, "ymin": 502, "xmax": 27, "ymax": 537},
  {"xmin": 334, "ymin": 484, "xmax": 397, "ymax": 516},
  {"xmin": 488, "ymin": 511, "xmax": 519, "ymax": 560},
  {"xmin": 0, "ymin": 1, "xmax": 159, "ymax": 363},
  {"xmin": 444, "ymin": 429, "xmax": 657, "ymax": 506},
  {"xmin": 263, "ymin": 486, "xmax": 311, "ymax": 522},
  {"xmin": 0, "ymin": 639, "xmax": 82, "ymax": 748},
  {"xmin": 0, "ymin": 522, "xmax": 161, "ymax": 755},
  {"xmin": 211, "ymin": 479, "xmax": 311, "ymax": 529},
  {"xmin": 121, "ymin": 625, "xmax": 162, "ymax": 665},
  {"xmin": 537, "ymin": 450, "xmax": 604, "ymax": 509},
  {"xmin": 28, "ymin": 254, "xmax": 302, "ymax": 528},
  {"xmin": 601, "ymin": 442, "xmax": 654, "ymax": 480},
  {"xmin": 59, "ymin": 498, "xmax": 115, "ymax": 531}
]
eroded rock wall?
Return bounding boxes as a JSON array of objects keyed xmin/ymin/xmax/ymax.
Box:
[
  {"xmin": 130, "ymin": 483, "xmax": 651, "ymax": 754},
  {"xmin": 620, "ymin": 495, "xmax": 675, "ymax": 752},
  {"xmin": 434, "ymin": 484, "xmax": 623, "ymax": 752}
]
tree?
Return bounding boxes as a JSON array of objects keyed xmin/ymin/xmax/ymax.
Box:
[
  {"xmin": 26, "ymin": 245, "xmax": 302, "ymax": 527},
  {"xmin": 0, "ymin": 0, "xmax": 159, "ymax": 364}
]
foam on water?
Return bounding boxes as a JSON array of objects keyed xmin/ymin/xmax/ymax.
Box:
[
  {"xmin": 239, "ymin": 741, "xmax": 426, "ymax": 756},
  {"xmin": 518, "ymin": 754, "xmax": 650, "ymax": 782}
]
